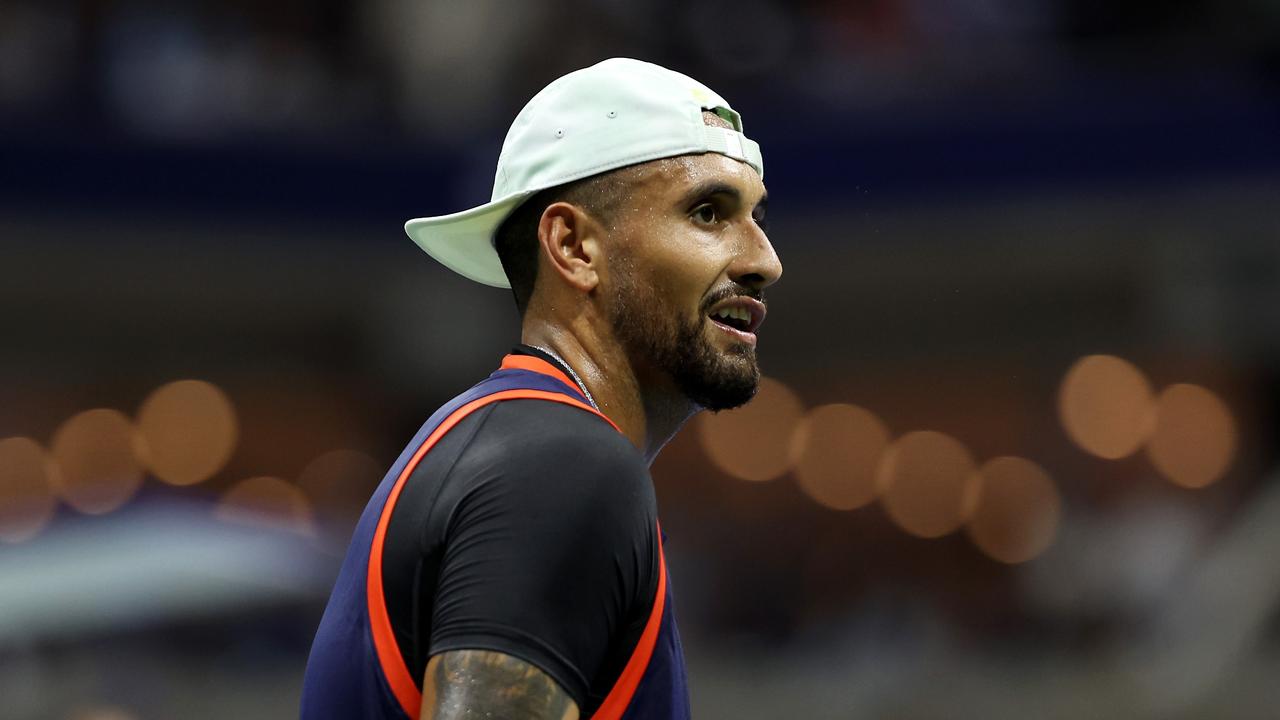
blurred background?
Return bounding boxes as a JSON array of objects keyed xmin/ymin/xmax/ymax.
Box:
[{"xmin": 1, "ymin": 0, "xmax": 1279, "ymax": 718}]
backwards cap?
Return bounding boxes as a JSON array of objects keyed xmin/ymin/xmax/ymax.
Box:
[{"xmin": 403, "ymin": 57, "xmax": 763, "ymax": 288}]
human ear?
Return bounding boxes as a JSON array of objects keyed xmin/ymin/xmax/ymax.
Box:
[{"xmin": 536, "ymin": 202, "xmax": 601, "ymax": 293}]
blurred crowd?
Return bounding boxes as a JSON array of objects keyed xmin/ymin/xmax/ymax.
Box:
[
  {"xmin": 3, "ymin": 1, "xmax": 1280, "ymax": 718},
  {"xmin": 3, "ymin": 0, "xmax": 1278, "ymax": 145}
]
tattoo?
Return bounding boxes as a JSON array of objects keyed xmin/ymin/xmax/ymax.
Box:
[{"xmin": 421, "ymin": 649, "xmax": 580, "ymax": 720}]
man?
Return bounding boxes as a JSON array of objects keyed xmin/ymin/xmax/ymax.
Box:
[{"xmin": 302, "ymin": 57, "xmax": 781, "ymax": 720}]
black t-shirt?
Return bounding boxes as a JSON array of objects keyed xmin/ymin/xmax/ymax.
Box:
[{"xmin": 380, "ymin": 348, "xmax": 661, "ymax": 714}]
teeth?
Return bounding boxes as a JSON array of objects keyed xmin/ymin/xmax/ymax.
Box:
[{"xmin": 711, "ymin": 306, "xmax": 752, "ymax": 327}]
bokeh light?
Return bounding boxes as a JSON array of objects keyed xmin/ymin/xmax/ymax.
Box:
[
  {"xmin": 1058, "ymin": 354, "xmax": 1155, "ymax": 459},
  {"xmin": 876, "ymin": 430, "xmax": 978, "ymax": 538},
  {"xmin": 965, "ymin": 456, "xmax": 1062, "ymax": 564},
  {"xmin": 1145, "ymin": 383, "xmax": 1237, "ymax": 489},
  {"xmin": 789, "ymin": 403, "xmax": 890, "ymax": 510},
  {"xmin": 297, "ymin": 449, "xmax": 383, "ymax": 545},
  {"xmin": 215, "ymin": 476, "xmax": 315, "ymax": 536},
  {"xmin": 0, "ymin": 436, "xmax": 58, "ymax": 543},
  {"xmin": 49, "ymin": 409, "xmax": 145, "ymax": 515},
  {"xmin": 699, "ymin": 377, "xmax": 804, "ymax": 482},
  {"xmin": 135, "ymin": 379, "xmax": 238, "ymax": 486}
]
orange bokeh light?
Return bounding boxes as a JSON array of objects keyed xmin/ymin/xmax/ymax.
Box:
[
  {"xmin": 0, "ymin": 437, "xmax": 58, "ymax": 542},
  {"xmin": 215, "ymin": 476, "xmax": 315, "ymax": 536},
  {"xmin": 49, "ymin": 409, "xmax": 145, "ymax": 515},
  {"xmin": 1146, "ymin": 383, "xmax": 1237, "ymax": 489},
  {"xmin": 136, "ymin": 379, "xmax": 238, "ymax": 486},
  {"xmin": 965, "ymin": 456, "xmax": 1062, "ymax": 564},
  {"xmin": 1058, "ymin": 354, "xmax": 1155, "ymax": 459},
  {"xmin": 298, "ymin": 449, "xmax": 383, "ymax": 544},
  {"xmin": 876, "ymin": 430, "xmax": 978, "ymax": 538},
  {"xmin": 790, "ymin": 403, "xmax": 890, "ymax": 510},
  {"xmin": 699, "ymin": 377, "xmax": 804, "ymax": 482}
]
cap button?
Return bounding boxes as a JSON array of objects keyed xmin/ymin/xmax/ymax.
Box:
[{"xmin": 607, "ymin": 110, "xmax": 617, "ymax": 119}]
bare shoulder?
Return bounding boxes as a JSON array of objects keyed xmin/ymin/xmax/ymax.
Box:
[{"xmin": 421, "ymin": 649, "xmax": 580, "ymax": 720}]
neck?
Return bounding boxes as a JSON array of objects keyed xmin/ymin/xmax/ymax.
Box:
[{"xmin": 523, "ymin": 323, "xmax": 697, "ymax": 465}]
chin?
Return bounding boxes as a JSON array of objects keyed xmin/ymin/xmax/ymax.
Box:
[
  {"xmin": 677, "ymin": 341, "xmax": 760, "ymax": 411},
  {"xmin": 609, "ymin": 289, "xmax": 763, "ymax": 410}
]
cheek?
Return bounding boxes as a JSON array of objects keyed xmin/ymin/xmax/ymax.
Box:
[
  {"xmin": 616, "ymin": 218, "xmax": 723, "ymax": 312},
  {"xmin": 645, "ymin": 262, "xmax": 711, "ymax": 321},
  {"xmin": 644, "ymin": 235, "xmax": 722, "ymax": 307}
]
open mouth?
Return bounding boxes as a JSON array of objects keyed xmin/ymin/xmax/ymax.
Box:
[{"xmin": 706, "ymin": 297, "xmax": 766, "ymax": 338}]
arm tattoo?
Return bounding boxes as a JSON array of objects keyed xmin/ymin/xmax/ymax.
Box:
[{"xmin": 421, "ymin": 649, "xmax": 580, "ymax": 720}]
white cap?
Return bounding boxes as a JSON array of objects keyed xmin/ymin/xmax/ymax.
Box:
[{"xmin": 403, "ymin": 57, "xmax": 764, "ymax": 288}]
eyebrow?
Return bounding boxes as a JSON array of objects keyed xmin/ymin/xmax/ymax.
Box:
[{"xmin": 678, "ymin": 180, "xmax": 769, "ymax": 214}]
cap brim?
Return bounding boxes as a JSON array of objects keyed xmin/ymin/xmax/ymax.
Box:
[{"xmin": 404, "ymin": 191, "xmax": 534, "ymax": 289}]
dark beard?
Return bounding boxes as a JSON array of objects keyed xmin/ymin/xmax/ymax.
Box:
[{"xmin": 607, "ymin": 270, "xmax": 761, "ymax": 411}]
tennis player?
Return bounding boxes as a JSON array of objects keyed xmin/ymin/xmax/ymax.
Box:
[{"xmin": 301, "ymin": 57, "xmax": 781, "ymax": 720}]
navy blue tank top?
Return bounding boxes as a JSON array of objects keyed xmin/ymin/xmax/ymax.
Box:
[{"xmin": 300, "ymin": 354, "xmax": 690, "ymax": 719}]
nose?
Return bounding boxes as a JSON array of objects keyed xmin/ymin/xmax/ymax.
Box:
[{"xmin": 730, "ymin": 221, "xmax": 783, "ymax": 292}]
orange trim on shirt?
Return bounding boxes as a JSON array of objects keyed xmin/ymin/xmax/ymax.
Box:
[
  {"xmin": 499, "ymin": 353, "xmax": 578, "ymax": 393},
  {"xmin": 366, "ymin": 387, "xmax": 619, "ymax": 718},
  {"xmin": 591, "ymin": 521, "xmax": 668, "ymax": 720}
]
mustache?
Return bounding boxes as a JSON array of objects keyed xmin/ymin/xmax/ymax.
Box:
[{"xmin": 701, "ymin": 283, "xmax": 765, "ymax": 313}]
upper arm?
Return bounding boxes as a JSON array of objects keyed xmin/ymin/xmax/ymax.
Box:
[{"xmin": 421, "ymin": 649, "xmax": 579, "ymax": 720}]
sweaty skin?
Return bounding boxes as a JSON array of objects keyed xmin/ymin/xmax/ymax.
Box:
[
  {"xmin": 523, "ymin": 149, "xmax": 779, "ymax": 464},
  {"xmin": 421, "ymin": 113, "xmax": 781, "ymax": 719}
]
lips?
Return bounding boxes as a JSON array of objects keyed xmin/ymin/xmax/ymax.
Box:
[{"xmin": 706, "ymin": 296, "xmax": 766, "ymax": 341}]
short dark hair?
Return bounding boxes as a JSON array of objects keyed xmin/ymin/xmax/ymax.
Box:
[{"xmin": 493, "ymin": 171, "xmax": 629, "ymax": 316}]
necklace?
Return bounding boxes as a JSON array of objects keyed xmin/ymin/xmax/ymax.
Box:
[{"xmin": 530, "ymin": 345, "xmax": 599, "ymax": 411}]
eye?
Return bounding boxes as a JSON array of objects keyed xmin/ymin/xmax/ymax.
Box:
[
  {"xmin": 691, "ymin": 203, "xmax": 719, "ymax": 226},
  {"xmin": 752, "ymin": 208, "xmax": 768, "ymax": 233}
]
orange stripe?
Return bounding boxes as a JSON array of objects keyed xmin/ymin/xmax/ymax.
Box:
[
  {"xmin": 499, "ymin": 353, "xmax": 578, "ymax": 393},
  {"xmin": 367, "ymin": 388, "xmax": 618, "ymax": 718},
  {"xmin": 590, "ymin": 521, "xmax": 667, "ymax": 720}
]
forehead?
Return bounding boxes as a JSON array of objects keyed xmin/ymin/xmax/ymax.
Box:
[{"xmin": 626, "ymin": 152, "xmax": 766, "ymax": 207}]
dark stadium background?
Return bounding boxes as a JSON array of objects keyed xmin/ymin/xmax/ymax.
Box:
[{"xmin": 1, "ymin": 1, "xmax": 1278, "ymax": 718}]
